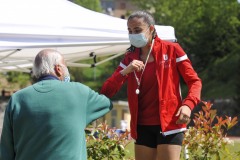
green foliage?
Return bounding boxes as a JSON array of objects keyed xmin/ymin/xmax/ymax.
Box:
[
  {"xmin": 235, "ymin": 54, "xmax": 240, "ymax": 107},
  {"xmin": 131, "ymin": 0, "xmax": 240, "ymax": 100},
  {"xmin": 199, "ymin": 53, "xmax": 240, "ymax": 99},
  {"xmin": 131, "ymin": 0, "xmax": 240, "ymax": 70},
  {"xmin": 86, "ymin": 122, "xmax": 132, "ymax": 160},
  {"xmin": 69, "ymin": 55, "xmax": 128, "ymax": 100},
  {"xmin": 182, "ymin": 101, "xmax": 239, "ymax": 160},
  {"xmin": 73, "ymin": 0, "xmax": 102, "ymax": 12},
  {"xmin": 6, "ymin": 71, "xmax": 31, "ymax": 89}
]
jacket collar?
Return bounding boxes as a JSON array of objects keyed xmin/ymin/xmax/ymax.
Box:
[{"xmin": 151, "ymin": 35, "xmax": 162, "ymax": 57}]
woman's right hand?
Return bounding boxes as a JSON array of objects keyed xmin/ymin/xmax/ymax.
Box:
[
  {"xmin": 120, "ymin": 60, "xmax": 144, "ymax": 76},
  {"xmin": 129, "ymin": 60, "xmax": 145, "ymax": 72}
]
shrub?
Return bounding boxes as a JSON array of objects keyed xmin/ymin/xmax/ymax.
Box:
[
  {"xmin": 86, "ymin": 122, "xmax": 132, "ymax": 160},
  {"xmin": 182, "ymin": 101, "xmax": 238, "ymax": 160}
]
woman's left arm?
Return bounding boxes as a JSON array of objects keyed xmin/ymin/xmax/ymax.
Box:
[
  {"xmin": 173, "ymin": 43, "xmax": 202, "ymax": 124},
  {"xmin": 177, "ymin": 59, "xmax": 202, "ymax": 110}
]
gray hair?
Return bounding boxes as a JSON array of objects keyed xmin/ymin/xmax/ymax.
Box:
[
  {"xmin": 32, "ymin": 49, "xmax": 63, "ymax": 79},
  {"xmin": 128, "ymin": 11, "xmax": 155, "ymax": 26}
]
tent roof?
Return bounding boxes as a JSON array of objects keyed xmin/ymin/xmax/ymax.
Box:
[{"xmin": 0, "ymin": 0, "xmax": 176, "ymax": 72}]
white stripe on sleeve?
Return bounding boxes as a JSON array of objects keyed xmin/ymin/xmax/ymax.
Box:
[
  {"xmin": 119, "ymin": 62, "xmax": 127, "ymax": 69},
  {"xmin": 176, "ymin": 54, "xmax": 188, "ymax": 63}
]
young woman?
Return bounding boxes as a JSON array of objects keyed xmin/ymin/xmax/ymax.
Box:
[{"xmin": 101, "ymin": 11, "xmax": 202, "ymax": 160}]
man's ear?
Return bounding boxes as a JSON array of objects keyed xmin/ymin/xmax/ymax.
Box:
[
  {"xmin": 150, "ymin": 25, "xmax": 155, "ymax": 32},
  {"xmin": 54, "ymin": 65, "xmax": 62, "ymax": 77}
]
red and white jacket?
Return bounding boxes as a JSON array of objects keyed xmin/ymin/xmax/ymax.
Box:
[{"xmin": 101, "ymin": 36, "xmax": 202, "ymax": 139}]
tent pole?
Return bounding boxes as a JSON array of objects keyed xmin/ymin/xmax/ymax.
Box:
[
  {"xmin": 95, "ymin": 52, "xmax": 125, "ymax": 66},
  {"xmin": 0, "ymin": 49, "xmax": 21, "ymax": 61},
  {"xmin": 66, "ymin": 62, "xmax": 91, "ymax": 68}
]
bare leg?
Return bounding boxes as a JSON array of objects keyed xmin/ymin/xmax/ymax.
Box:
[
  {"xmin": 135, "ymin": 144, "xmax": 157, "ymax": 160},
  {"xmin": 157, "ymin": 144, "xmax": 181, "ymax": 160}
]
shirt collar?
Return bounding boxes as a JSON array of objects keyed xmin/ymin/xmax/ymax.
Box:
[{"xmin": 38, "ymin": 75, "xmax": 59, "ymax": 81}]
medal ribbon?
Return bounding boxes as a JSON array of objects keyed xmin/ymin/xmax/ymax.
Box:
[{"xmin": 134, "ymin": 39, "xmax": 155, "ymax": 94}]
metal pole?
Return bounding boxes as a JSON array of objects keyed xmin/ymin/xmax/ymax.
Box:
[{"xmin": 184, "ymin": 146, "xmax": 189, "ymax": 160}]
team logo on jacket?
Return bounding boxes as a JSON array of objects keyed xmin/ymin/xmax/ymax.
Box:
[
  {"xmin": 163, "ymin": 54, "xmax": 168, "ymax": 61},
  {"xmin": 162, "ymin": 54, "xmax": 171, "ymax": 68}
]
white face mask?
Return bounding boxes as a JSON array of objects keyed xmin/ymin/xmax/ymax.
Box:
[
  {"xmin": 60, "ymin": 64, "xmax": 70, "ymax": 82},
  {"xmin": 128, "ymin": 27, "xmax": 150, "ymax": 48}
]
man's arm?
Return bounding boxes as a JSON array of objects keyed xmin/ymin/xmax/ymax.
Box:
[{"xmin": 86, "ymin": 88, "xmax": 113, "ymax": 125}]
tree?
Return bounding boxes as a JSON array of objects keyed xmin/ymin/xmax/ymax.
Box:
[
  {"xmin": 235, "ymin": 51, "xmax": 240, "ymax": 107},
  {"xmin": 5, "ymin": 71, "xmax": 31, "ymax": 89},
  {"xmin": 235, "ymin": 4, "xmax": 240, "ymax": 107},
  {"xmin": 73, "ymin": 0, "xmax": 102, "ymax": 12},
  {"xmin": 130, "ymin": 0, "xmax": 240, "ymax": 99},
  {"xmin": 69, "ymin": 55, "xmax": 128, "ymax": 101},
  {"xmin": 131, "ymin": 0, "xmax": 240, "ymax": 71}
]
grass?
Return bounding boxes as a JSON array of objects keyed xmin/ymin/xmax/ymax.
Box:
[
  {"xmin": 221, "ymin": 141, "xmax": 240, "ymax": 160},
  {"xmin": 125, "ymin": 140, "xmax": 135, "ymax": 159},
  {"xmin": 124, "ymin": 141, "xmax": 240, "ymax": 160}
]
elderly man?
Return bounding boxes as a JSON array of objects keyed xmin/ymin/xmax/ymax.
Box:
[{"xmin": 0, "ymin": 49, "xmax": 113, "ymax": 160}]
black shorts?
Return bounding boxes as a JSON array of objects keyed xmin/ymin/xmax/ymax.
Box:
[{"xmin": 135, "ymin": 125, "xmax": 184, "ymax": 148}]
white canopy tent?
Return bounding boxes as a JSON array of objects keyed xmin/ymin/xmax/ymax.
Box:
[{"xmin": 0, "ymin": 0, "xmax": 176, "ymax": 72}]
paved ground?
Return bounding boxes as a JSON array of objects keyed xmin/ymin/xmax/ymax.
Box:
[{"xmin": 228, "ymin": 136, "xmax": 240, "ymax": 142}]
